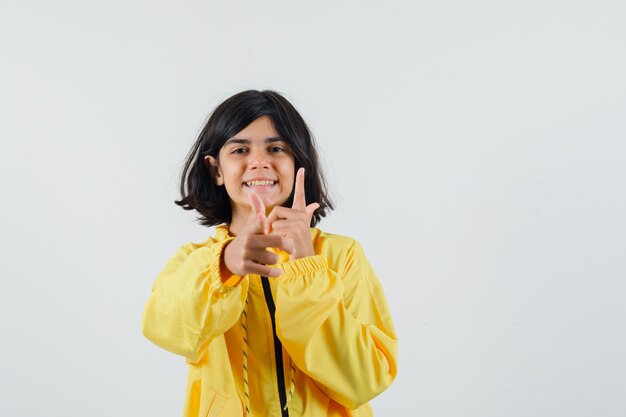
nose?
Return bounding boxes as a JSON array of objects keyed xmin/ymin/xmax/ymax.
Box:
[{"xmin": 248, "ymin": 148, "xmax": 271, "ymax": 169}]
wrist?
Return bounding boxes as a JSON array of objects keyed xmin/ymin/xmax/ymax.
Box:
[{"xmin": 219, "ymin": 240, "xmax": 242, "ymax": 286}]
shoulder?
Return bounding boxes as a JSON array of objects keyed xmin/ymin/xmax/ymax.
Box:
[
  {"xmin": 311, "ymin": 227, "xmax": 359, "ymax": 249},
  {"xmin": 171, "ymin": 236, "xmax": 225, "ymax": 259},
  {"xmin": 178, "ymin": 224, "xmax": 230, "ymax": 254},
  {"xmin": 311, "ymin": 228, "xmax": 366, "ymax": 269}
]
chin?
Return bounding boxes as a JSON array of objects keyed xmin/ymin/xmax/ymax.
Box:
[{"xmin": 264, "ymin": 197, "xmax": 288, "ymax": 210}]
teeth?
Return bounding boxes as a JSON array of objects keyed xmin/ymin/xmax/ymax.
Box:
[{"xmin": 245, "ymin": 180, "xmax": 276, "ymax": 187}]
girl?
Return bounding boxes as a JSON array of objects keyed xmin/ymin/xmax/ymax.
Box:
[{"xmin": 142, "ymin": 90, "xmax": 398, "ymax": 417}]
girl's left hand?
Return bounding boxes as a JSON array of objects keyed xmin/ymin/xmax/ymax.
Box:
[{"xmin": 266, "ymin": 167, "xmax": 319, "ymax": 261}]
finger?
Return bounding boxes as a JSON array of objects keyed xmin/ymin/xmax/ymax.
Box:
[
  {"xmin": 266, "ymin": 224, "xmax": 300, "ymax": 250},
  {"xmin": 251, "ymin": 234, "xmax": 295, "ymax": 254},
  {"xmin": 268, "ymin": 226, "xmax": 298, "ymax": 241},
  {"xmin": 249, "ymin": 191, "xmax": 266, "ymax": 217},
  {"xmin": 246, "ymin": 212, "xmax": 268, "ymax": 235},
  {"xmin": 250, "ymin": 234, "xmax": 287, "ymax": 249},
  {"xmin": 305, "ymin": 202, "xmax": 320, "ymax": 223},
  {"xmin": 246, "ymin": 261, "xmax": 282, "ymax": 278},
  {"xmin": 250, "ymin": 249, "xmax": 279, "ymax": 266},
  {"xmin": 268, "ymin": 219, "xmax": 300, "ymax": 233},
  {"xmin": 247, "ymin": 192, "xmax": 268, "ymax": 234},
  {"xmin": 266, "ymin": 206, "xmax": 292, "ymax": 232},
  {"xmin": 291, "ymin": 167, "xmax": 306, "ymax": 210}
]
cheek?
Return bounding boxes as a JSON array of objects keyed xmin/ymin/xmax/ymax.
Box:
[
  {"xmin": 225, "ymin": 167, "xmax": 242, "ymax": 179},
  {"xmin": 284, "ymin": 179, "xmax": 295, "ymax": 193},
  {"xmin": 228, "ymin": 174, "xmax": 243, "ymax": 189}
]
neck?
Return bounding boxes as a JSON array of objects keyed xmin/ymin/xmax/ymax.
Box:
[{"xmin": 228, "ymin": 206, "xmax": 248, "ymax": 237}]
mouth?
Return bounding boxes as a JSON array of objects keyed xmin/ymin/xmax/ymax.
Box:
[{"xmin": 242, "ymin": 179, "xmax": 278, "ymax": 190}]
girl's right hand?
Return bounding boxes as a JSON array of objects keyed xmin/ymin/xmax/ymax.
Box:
[{"xmin": 222, "ymin": 192, "xmax": 294, "ymax": 278}]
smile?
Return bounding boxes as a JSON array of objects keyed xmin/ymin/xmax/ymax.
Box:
[{"xmin": 243, "ymin": 180, "xmax": 277, "ymax": 187}]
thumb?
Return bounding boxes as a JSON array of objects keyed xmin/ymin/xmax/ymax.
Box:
[
  {"xmin": 247, "ymin": 192, "xmax": 268, "ymax": 234},
  {"xmin": 305, "ymin": 202, "xmax": 320, "ymax": 223},
  {"xmin": 251, "ymin": 212, "xmax": 268, "ymax": 234}
]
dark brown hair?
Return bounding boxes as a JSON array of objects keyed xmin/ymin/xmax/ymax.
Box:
[{"xmin": 175, "ymin": 89, "xmax": 334, "ymax": 227}]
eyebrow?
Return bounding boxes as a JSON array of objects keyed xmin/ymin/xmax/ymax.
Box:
[{"xmin": 223, "ymin": 137, "xmax": 286, "ymax": 146}]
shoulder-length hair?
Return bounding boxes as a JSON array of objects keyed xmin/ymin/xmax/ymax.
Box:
[{"xmin": 175, "ymin": 89, "xmax": 334, "ymax": 227}]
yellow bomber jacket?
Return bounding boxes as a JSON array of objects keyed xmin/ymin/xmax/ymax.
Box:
[{"xmin": 142, "ymin": 225, "xmax": 398, "ymax": 417}]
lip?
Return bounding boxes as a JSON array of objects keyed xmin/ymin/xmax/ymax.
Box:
[
  {"xmin": 242, "ymin": 178, "xmax": 279, "ymax": 192},
  {"xmin": 242, "ymin": 177, "xmax": 278, "ymax": 182}
]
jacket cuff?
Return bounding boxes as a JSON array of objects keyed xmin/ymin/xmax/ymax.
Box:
[
  {"xmin": 280, "ymin": 255, "xmax": 328, "ymax": 279},
  {"xmin": 210, "ymin": 237, "xmax": 244, "ymax": 288}
]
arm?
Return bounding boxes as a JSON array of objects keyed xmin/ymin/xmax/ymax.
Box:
[
  {"xmin": 275, "ymin": 240, "xmax": 398, "ymax": 409},
  {"xmin": 141, "ymin": 237, "xmax": 248, "ymax": 364}
]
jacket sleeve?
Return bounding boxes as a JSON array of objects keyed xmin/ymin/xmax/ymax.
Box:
[
  {"xmin": 141, "ymin": 237, "xmax": 248, "ymax": 364},
  {"xmin": 274, "ymin": 240, "xmax": 398, "ymax": 410}
]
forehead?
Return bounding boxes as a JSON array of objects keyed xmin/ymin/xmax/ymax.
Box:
[
  {"xmin": 223, "ymin": 137, "xmax": 287, "ymax": 147},
  {"xmin": 233, "ymin": 115, "xmax": 276, "ymax": 138},
  {"xmin": 223, "ymin": 115, "xmax": 288, "ymax": 147}
]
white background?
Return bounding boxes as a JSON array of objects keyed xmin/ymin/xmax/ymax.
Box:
[{"xmin": 1, "ymin": 1, "xmax": 625, "ymax": 416}]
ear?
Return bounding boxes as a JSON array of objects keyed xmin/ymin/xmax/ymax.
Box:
[{"xmin": 204, "ymin": 155, "xmax": 224, "ymax": 186}]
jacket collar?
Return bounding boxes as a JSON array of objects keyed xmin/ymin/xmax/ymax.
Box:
[
  {"xmin": 215, "ymin": 224, "xmax": 231, "ymax": 241},
  {"xmin": 214, "ymin": 223, "xmax": 321, "ymax": 242}
]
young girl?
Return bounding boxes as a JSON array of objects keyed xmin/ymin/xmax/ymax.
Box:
[{"xmin": 142, "ymin": 90, "xmax": 398, "ymax": 417}]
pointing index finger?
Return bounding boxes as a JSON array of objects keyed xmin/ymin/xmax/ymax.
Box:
[{"xmin": 292, "ymin": 167, "xmax": 306, "ymax": 210}]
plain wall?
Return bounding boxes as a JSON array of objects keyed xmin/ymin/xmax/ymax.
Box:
[{"xmin": 1, "ymin": 0, "xmax": 625, "ymax": 416}]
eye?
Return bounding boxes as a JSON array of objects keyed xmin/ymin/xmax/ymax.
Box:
[
  {"xmin": 270, "ymin": 146, "xmax": 286, "ymax": 153},
  {"xmin": 231, "ymin": 147, "xmax": 247, "ymax": 155}
]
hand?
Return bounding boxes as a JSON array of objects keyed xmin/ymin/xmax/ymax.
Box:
[
  {"xmin": 266, "ymin": 167, "xmax": 320, "ymax": 261},
  {"xmin": 222, "ymin": 192, "xmax": 294, "ymax": 278}
]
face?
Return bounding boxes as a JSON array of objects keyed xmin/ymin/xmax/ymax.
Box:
[{"xmin": 205, "ymin": 115, "xmax": 296, "ymax": 221}]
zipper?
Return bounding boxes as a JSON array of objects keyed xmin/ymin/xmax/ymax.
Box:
[{"xmin": 261, "ymin": 276, "xmax": 289, "ymax": 417}]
